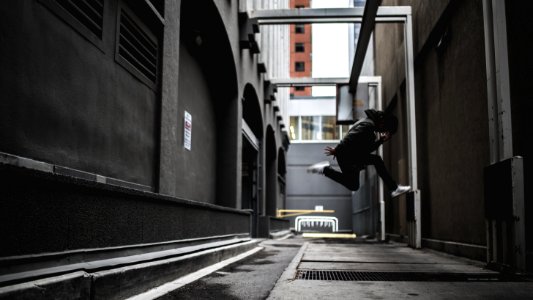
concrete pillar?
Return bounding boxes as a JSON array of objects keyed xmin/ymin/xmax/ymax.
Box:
[
  {"xmin": 483, "ymin": 0, "xmax": 513, "ymax": 163},
  {"xmin": 158, "ymin": 0, "xmax": 182, "ymax": 196},
  {"xmin": 483, "ymin": 0, "xmax": 525, "ymax": 272},
  {"xmin": 217, "ymin": 97, "xmax": 240, "ymax": 208}
]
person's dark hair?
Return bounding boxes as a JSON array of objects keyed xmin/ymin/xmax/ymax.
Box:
[
  {"xmin": 365, "ymin": 109, "xmax": 398, "ymax": 134},
  {"xmin": 384, "ymin": 114, "xmax": 398, "ymax": 134}
]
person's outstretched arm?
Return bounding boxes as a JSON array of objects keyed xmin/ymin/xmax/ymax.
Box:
[
  {"xmin": 324, "ymin": 146, "xmax": 336, "ymax": 159},
  {"xmin": 370, "ymin": 132, "xmax": 391, "ymax": 152}
]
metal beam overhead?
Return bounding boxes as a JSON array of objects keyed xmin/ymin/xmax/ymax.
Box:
[
  {"xmin": 249, "ymin": 5, "xmax": 412, "ymax": 94},
  {"xmin": 249, "ymin": 6, "xmax": 409, "ymax": 24},
  {"xmin": 348, "ymin": 0, "xmax": 381, "ymax": 93},
  {"xmin": 269, "ymin": 77, "xmax": 348, "ymax": 87},
  {"xmin": 269, "ymin": 76, "xmax": 381, "ymax": 87}
]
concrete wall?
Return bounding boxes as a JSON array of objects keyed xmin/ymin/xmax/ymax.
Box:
[
  {"xmin": 376, "ymin": 0, "xmax": 490, "ymax": 259},
  {"xmin": 0, "ymin": 165, "xmax": 250, "ymax": 257},
  {"xmin": 286, "ymin": 143, "xmax": 353, "ymax": 231},
  {"xmin": 175, "ymin": 45, "xmax": 217, "ymax": 204},
  {"xmin": 0, "ymin": 2, "xmax": 293, "ymax": 297},
  {"xmin": 240, "ymin": 0, "xmax": 291, "ymax": 219},
  {"xmin": 0, "ymin": 0, "xmax": 290, "ymax": 263},
  {"xmin": 0, "ymin": 0, "xmax": 159, "ymax": 188}
]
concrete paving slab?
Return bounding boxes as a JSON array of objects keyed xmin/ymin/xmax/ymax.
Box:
[
  {"xmin": 268, "ymin": 239, "xmax": 532, "ymax": 300},
  {"xmin": 267, "ymin": 280, "xmax": 533, "ymax": 299},
  {"xmin": 302, "ymin": 254, "xmax": 462, "ymax": 264},
  {"xmin": 302, "ymin": 243, "xmax": 485, "ymax": 266},
  {"xmin": 150, "ymin": 237, "xmax": 531, "ymax": 300},
  {"xmin": 298, "ymin": 262, "xmax": 493, "ymax": 273}
]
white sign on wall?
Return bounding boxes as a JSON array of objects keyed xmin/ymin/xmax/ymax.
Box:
[{"xmin": 184, "ymin": 111, "xmax": 192, "ymax": 150}]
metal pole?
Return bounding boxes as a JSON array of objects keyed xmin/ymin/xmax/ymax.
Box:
[
  {"xmin": 376, "ymin": 78, "xmax": 386, "ymax": 241},
  {"xmin": 482, "ymin": 0, "xmax": 498, "ymax": 265},
  {"xmin": 491, "ymin": 0, "xmax": 513, "ymax": 160},
  {"xmin": 348, "ymin": 0, "xmax": 382, "ymax": 94},
  {"xmin": 482, "ymin": 0, "xmax": 499, "ymax": 164},
  {"xmin": 404, "ymin": 13, "xmax": 421, "ymax": 248}
]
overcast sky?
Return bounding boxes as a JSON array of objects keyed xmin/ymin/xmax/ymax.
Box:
[{"xmin": 311, "ymin": 0, "xmax": 351, "ymax": 96}]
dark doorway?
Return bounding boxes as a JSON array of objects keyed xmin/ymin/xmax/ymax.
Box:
[
  {"xmin": 265, "ymin": 126, "xmax": 277, "ymax": 216},
  {"xmin": 242, "ymin": 137, "xmax": 259, "ymax": 236},
  {"xmin": 241, "ymin": 84, "xmax": 263, "ymax": 236}
]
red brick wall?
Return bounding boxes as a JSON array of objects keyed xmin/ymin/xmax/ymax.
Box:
[{"xmin": 290, "ymin": 0, "xmax": 311, "ymax": 97}]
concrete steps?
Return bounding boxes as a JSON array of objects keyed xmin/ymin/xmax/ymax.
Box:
[{"xmin": 0, "ymin": 238, "xmax": 261, "ymax": 299}]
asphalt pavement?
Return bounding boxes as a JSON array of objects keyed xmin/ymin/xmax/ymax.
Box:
[{"xmin": 159, "ymin": 237, "xmax": 304, "ymax": 299}]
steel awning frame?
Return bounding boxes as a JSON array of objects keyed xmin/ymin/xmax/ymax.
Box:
[
  {"xmin": 269, "ymin": 77, "xmax": 348, "ymax": 87},
  {"xmin": 250, "ymin": 4, "xmax": 421, "ymax": 249},
  {"xmin": 269, "ymin": 76, "xmax": 381, "ymax": 87},
  {"xmin": 249, "ymin": 6, "xmax": 408, "ymax": 24}
]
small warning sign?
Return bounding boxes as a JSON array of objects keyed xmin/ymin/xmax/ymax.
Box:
[{"xmin": 184, "ymin": 111, "xmax": 192, "ymax": 150}]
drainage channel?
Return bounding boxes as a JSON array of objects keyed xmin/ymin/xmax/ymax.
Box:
[{"xmin": 295, "ymin": 270, "xmax": 525, "ymax": 282}]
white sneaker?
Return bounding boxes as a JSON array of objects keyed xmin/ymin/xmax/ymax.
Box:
[
  {"xmin": 391, "ymin": 185, "xmax": 411, "ymax": 198},
  {"xmin": 306, "ymin": 161, "xmax": 330, "ymax": 174}
]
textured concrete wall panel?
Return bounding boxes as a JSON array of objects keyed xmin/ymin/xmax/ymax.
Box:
[
  {"xmin": 0, "ymin": 1, "xmax": 158, "ymax": 187},
  {"xmin": 176, "ymin": 46, "xmax": 217, "ymax": 204},
  {"xmin": 0, "ymin": 166, "xmax": 250, "ymax": 257},
  {"xmin": 376, "ymin": 0, "xmax": 490, "ymax": 246}
]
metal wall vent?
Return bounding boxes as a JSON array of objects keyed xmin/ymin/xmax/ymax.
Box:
[
  {"xmin": 118, "ymin": 8, "xmax": 158, "ymax": 83},
  {"xmin": 55, "ymin": 0, "xmax": 104, "ymax": 38},
  {"xmin": 148, "ymin": 0, "xmax": 164, "ymax": 17},
  {"xmin": 295, "ymin": 270, "xmax": 512, "ymax": 282}
]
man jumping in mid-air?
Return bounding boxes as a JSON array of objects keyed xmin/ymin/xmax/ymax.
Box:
[{"xmin": 307, "ymin": 107, "xmax": 411, "ymax": 198}]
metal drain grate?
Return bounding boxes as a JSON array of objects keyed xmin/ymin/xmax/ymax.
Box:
[{"xmin": 295, "ymin": 270, "xmax": 512, "ymax": 282}]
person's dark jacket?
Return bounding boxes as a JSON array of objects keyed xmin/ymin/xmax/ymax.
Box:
[{"xmin": 335, "ymin": 109, "xmax": 384, "ymax": 164}]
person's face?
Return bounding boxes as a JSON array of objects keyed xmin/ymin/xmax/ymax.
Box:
[{"xmin": 376, "ymin": 122, "xmax": 387, "ymax": 132}]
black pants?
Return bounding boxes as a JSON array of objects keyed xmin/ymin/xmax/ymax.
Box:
[{"xmin": 323, "ymin": 153, "xmax": 398, "ymax": 192}]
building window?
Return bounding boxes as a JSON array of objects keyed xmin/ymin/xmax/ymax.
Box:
[
  {"xmin": 301, "ymin": 116, "xmax": 320, "ymax": 140},
  {"xmin": 289, "ymin": 116, "xmax": 299, "ymax": 140},
  {"xmin": 294, "ymin": 86, "xmax": 305, "ymax": 91},
  {"xmin": 289, "ymin": 116, "xmax": 349, "ymax": 142},
  {"xmin": 321, "ymin": 116, "xmax": 337, "ymax": 140},
  {"xmin": 295, "ymin": 24, "xmax": 305, "ymax": 34},
  {"xmin": 295, "ymin": 5, "xmax": 305, "ymax": 9},
  {"xmin": 295, "ymin": 61, "xmax": 305, "ymax": 72},
  {"xmin": 295, "ymin": 43, "xmax": 305, "ymax": 52}
]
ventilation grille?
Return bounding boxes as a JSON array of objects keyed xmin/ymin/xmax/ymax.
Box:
[
  {"xmin": 55, "ymin": 0, "xmax": 104, "ymax": 37},
  {"xmin": 148, "ymin": 0, "xmax": 164, "ymax": 17},
  {"xmin": 118, "ymin": 9, "xmax": 158, "ymax": 83},
  {"xmin": 295, "ymin": 270, "xmax": 512, "ymax": 282}
]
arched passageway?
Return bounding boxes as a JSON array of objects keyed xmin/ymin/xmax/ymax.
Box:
[
  {"xmin": 241, "ymin": 84, "xmax": 263, "ymax": 236},
  {"xmin": 178, "ymin": 0, "xmax": 238, "ymax": 205},
  {"xmin": 277, "ymin": 148, "xmax": 287, "ymax": 212}
]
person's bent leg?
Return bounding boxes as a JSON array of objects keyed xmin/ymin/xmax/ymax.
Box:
[
  {"xmin": 366, "ymin": 154, "xmax": 398, "ymax": 191},
  {"xmin": 323, "ymin": 164, "xmax": 360, "ymax": 191}
]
